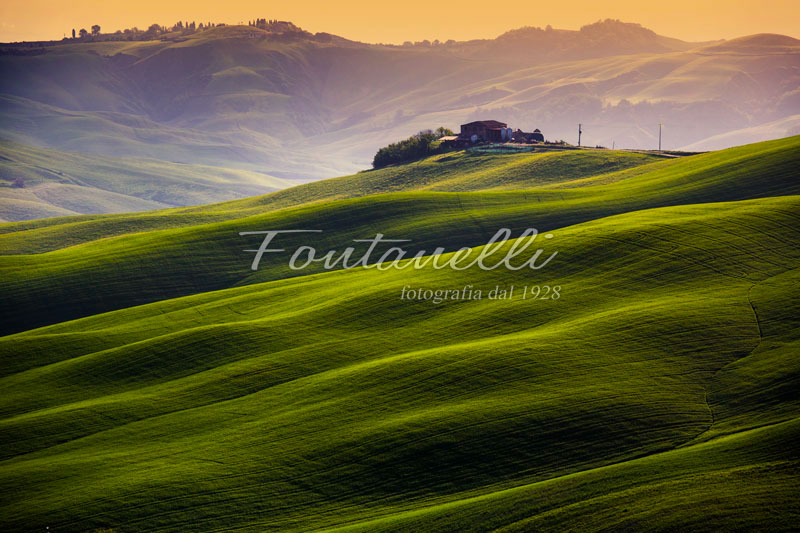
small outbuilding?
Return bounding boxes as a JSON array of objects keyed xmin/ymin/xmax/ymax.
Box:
[{"xmin": 511, "ymin": 128, "xmax": 545, "ymax": 143}]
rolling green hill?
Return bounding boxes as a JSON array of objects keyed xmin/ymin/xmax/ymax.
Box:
[
  {"xmin": 0, "ymin": 136, "xmax": 798, "ymax": 531},
  {"xmin": 1, "ymin": 137, "xmax": 797, "ymax": 336},
  {"xmin": 0, "ymin": 147, "xmax": 665, "ymax": 238}
]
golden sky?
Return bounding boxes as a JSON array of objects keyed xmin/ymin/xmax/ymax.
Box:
[{"xmin": 1, "ymin": 0, "xmax": 798, "ymax": 43}]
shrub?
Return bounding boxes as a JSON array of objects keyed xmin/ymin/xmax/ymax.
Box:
[{"xmin": 372, "ymin": 127, "xmax": 453, "ymax": 169}]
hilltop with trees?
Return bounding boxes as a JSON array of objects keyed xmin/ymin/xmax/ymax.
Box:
[
  {"xmin": 49, "ymin": 18, "xmax": 323, "ymax": 44},
  {"xmin": 63, "ymin": 20, "xmax": 226, "ymax": 43}
]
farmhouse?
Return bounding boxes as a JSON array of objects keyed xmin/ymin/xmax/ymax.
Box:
[
  {"xmin": 459, "ymin": 120, "xmax": 512, "ymax": 142},
  {"xmin": 451, "ymin": 120, "xmax": 545, "ymax": 144}
]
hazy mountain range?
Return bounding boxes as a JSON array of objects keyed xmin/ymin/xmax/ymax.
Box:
[{"xmin": 0, "ymin": 19, "xmax": 798, "ymax": 218}]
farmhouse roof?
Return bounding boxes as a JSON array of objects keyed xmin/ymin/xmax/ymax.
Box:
[{"xmin": 462, "ymin": 120, "xmax": 507, "ymax": 128}]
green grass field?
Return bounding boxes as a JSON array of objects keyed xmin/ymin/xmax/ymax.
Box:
[{"xmin": 0, "ymin": 137, "xmax": 798, "ymax": 531}]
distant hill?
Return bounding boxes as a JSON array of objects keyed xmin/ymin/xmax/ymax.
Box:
[
  {"xmin": 0, "ymin": 139, "xmax": 292, "ymax": 221},
  {"xmin": 681, "ymin": 113, "xmax": 800, "ymax": 151},
  {"xmin": 473, "ymin": 19, "xmax": 700, "ymax": 60},
  {"xmin": 1, "ymin": 21, "xmax": 798, "ymax": 185}
]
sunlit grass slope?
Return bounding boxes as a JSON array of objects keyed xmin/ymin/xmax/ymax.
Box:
[
  {"xmin": 1, "ymin": 136, "xmax": 798, "ymax": 335},
  {"xmin": 0, "ymin": 193, "xmax": 798, "ymax": 531},
  {"xmin": 0, "ymin": 147, "xmax": 663, "ymax": 235}
]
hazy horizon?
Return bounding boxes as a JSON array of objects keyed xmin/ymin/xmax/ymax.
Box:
[{"xmin": 1, "ymin": 0, "xmax": 799, "ymax": 44}]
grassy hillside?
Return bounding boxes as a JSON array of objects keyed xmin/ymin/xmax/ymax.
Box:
[
  {"xmin": 0, "ymin": 147, "xmax": 665, "ymax": 236},
  {"xmin": 0, "ymin": 195, "xmax": 797, "ymax": 530},
  {"xmin": 0, "ymin": 136, "xmax": 798, "ymax": 531},
  {"xmin": 0, "ymin": 139, "xmax": 293, "ymax": 221},
  {"xmin": 1, "ymin": 137, "xmax": 798, "ymax": 335}
]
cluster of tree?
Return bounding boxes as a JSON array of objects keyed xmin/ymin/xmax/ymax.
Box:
[
  {"xmin": 401, "ymin": 39, "xmax": 457, "ymax": 48},
  {"xmin": 70, "ymin": 25, "xmax": 100, "ymax": 39},
  {"xmin": 247, "ymin": 19, "xmax": 302, "ymax": 33},
  {"xmin": 372, "ymin": 127, "xmax": 454, "ymax": 169},
  {"xmin": 168, "ymin": 21, "xmax": 202, "ymax": 33},
  {"xmin": 68, "ymin": 21, "xmax": 223, "ymax": 42},
  {"xmin": 59, "ymin": 18, "xmax": 317, "ymax": 44}
]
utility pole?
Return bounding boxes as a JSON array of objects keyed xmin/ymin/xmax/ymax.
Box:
[
  {"xmin": 578, "ymin": 124, "xmax": 582, "ymax": 147},
  {"xmin": 658, "ymin": 123, "xmax": 663, "ymax": 151}
]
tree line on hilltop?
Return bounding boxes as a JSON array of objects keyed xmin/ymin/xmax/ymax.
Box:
[
  {"xmin": 66, "ymin": 21, "xmax": 224, "ymax": 42},
  {"xmin": 63, "ymin": 17, "xmax": 311, "ymax": 43}
]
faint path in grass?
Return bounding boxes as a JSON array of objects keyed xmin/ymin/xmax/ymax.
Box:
[{"xmin": 693, "ymin": 274, "xmax": 774, "ymax": 445}]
